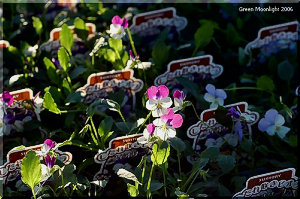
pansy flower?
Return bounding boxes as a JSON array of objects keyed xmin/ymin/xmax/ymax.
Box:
[
  {"xmin": 173, "ymin": 90, "xmax": 185, "ymax": 112},
  {"xmin": 258, "ymin": 109, "xmax": 290, "ymax": 138},
  {"xmin": 146, "ymin": 85, "xmax": 172, "ymax": 117},
  {"xmin": 153, "ymin": 108, "xmax": 183, "ymax": 141},
  {"xmin": 138, "ymin": 123, "xmax": 156, "ymax": 144},
  {"xmin": 41, "ymin": 139, "xmax": 56, "ymax": 155},
  {"xmin": 1, "ymin": 91, "xmax": 14, "ymax": 106},
  {"xmin": 107, "ymin": 15, "xmax": 128, "ymax": 40},
  {"xmin": 126, "ymin": 50, "xmax": 151, "ymax": 70},
  {"xmin": 204, "ymin": 84, "xmax": 227, "ymax": 108}
]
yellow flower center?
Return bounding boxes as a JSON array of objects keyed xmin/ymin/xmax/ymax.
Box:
[
  {"xmin": 118, "ymin": 29, "xmax": 122, "ymax": 34},
  {"xmin": 275, "ymin": 126, "xmax": 280, "ymax": 130},
  {"xmin": 157, "ymin": 104, "xmax": 162, "ymax": 109},
  {"xmin": 162, "ymin": 124, "xmax": 167, "ymax": 131}
]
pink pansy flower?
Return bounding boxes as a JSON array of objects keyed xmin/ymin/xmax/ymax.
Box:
[
  {"xmin": 153, "ymin": 108, "xmax": 183, "ymax": 141},
  {"xmin": 143, "ymin": 123, "xmax": 156, "ymax": 140},
  {"xmin": 173, "ymin": 90, "xmax": 185, "ymax": 112},
  {"xmin": 45, "ymin": 154, "xmax": 56, "ymax": 168},
  {"xmin": 107, "ymin": 15, "xmax": 128, "ymax": 40},
  {"xmin": 1, "ymin": 91, "xmax": 14, "ymax": 106},
  {"xmin": 146, "ymin": 85, "xmax": 173, "ymax": 117},
  {"xmin": 41, "ymin": 139, "xmax": 56, "ymax": 155}
]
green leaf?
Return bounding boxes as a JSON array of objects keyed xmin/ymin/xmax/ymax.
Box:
[
  {"xmin": 217, "ymin": 155, "xmax": 235, "ymax": 173},
  {"xmin": 127, "ymin": 183, "xmax": 139, "ymax": 197},
  {"xmin": 215, "ymin": 106, "xmax": 232, "ymax": 128},
  {"xmin": 62, "ymin": 79, "xmax": 72, "ymax": 95},
  {"xmin": 152, "ymin": 41, "xmax": 170, "ymax": 68},
  {"xmin": 62, "ymin": 164, "xmax": 77, "ymax": 185},
  {"xmin": 21, "ymin": 151, "xmax": 41, "ymax": 191},
  {"xmin": 65, "ymin": 91, "xmax": 82, "ymax": 103},
  {"xmin": 194, "ymin": 20, "xmax": 218, "ymax": 53},
  {"xmin": 256, "ymin": 75, "xmax": 275, "ymax": 92},
  {"xmin": 277, "ymin": 60, "xmax": 294, "ymax": 81},
  {"xmin": 200, "ymin": 147, "xmax": 219, "ymax": 161},
  {"xmin": 169, "ymin": 137, "xmax": 186, "ymax": 152},
  {"xmin": 60, "ymin": 24, "xmax": 74, "ymax": 54},
  {"xmin": 70, "ymin": 66, "xmax": 87, "ymax": 79},
  {"xmin": 43, "ymin": 92, "xmax": 61, "ymax": 114},
  {"xmin": 74, "ymin": 17, "xmax": 89, "ymax": 40},
  {"xmin": 58, "ymin": 47, "xmax": 70, "ymax": 71},
  {"xmin": 32, "ymin": 16, "xmax": 42, "ymax": 35},
  {"xmin": 104, "ymin": 49, "xmax": 117, "ymax": 63},
  {"xmin": 193, "ymin": 158, "xmax": 209, "ymax": 170},
  {"xmin": 43, "ymin": 57, "xmax": 59, "ymax": 85},
  {"xmin": 109, "ymin": 38, "xmax": 123, "ymax": 53},
  {"xmin": 98, "ymin": 117, "xmax": 113, "ymax": 137},
  {"xmin": 151, "ymin": 142, "xmax": 170, "ymax": 165}
]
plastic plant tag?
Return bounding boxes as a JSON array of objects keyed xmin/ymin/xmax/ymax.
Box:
[
  {"xmin": 40, "ymin": 23, "xmax": 96, "ymax": 56},
  {"xmin": 245, "ymin": 21, "xmax": 299, "ymax": 64},
  {"xmin": 93, "ymin": 134, "xmax": 150, "ymax": 181},
  {"xmin": 187, "ymin": 102, "xmax": 259, "ymax": 153},
  {"xmin": 154, "ymin": 55, "xmax": 223, "ymax": 89},
  {"xmin": 130, "ymin": 7, "xmax": 187, "ymax": 37},
  {"xmin": 233, "ymin": 168, "xmax": 298, "ymax": 197},
  {"xmin": 77, "ymin": 69, "xmax": 144, "ymax": 109},
  {"xmin": 0, "ymin": 144, "xmax": 72, "ymax": 184}
]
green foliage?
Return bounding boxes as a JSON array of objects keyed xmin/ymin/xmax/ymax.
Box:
[
  {"xmin": 74, "ymin": 17, "xmax": 89, "ymax": 40},
  {"xmin": 43, "ymin": 92, "xmax": 61, "ymax": 114},
  {"xmin": 256, "ymin": 75, "xmax": 275, "ymax": 92},
  {"xmin": 217, "ymin": 155, "xmax": 235, "ymax": 173},
  {"xmin": 193, "ymin": 20, "xmax": 218, "ymax": 54},
  {"xmin": 21, "ymin": 151, "xmax": 41, "ymax": 195},
  {"xmin": 58, "ymin": 47, "xmax": 70, "ymax": 71},
  {"xmin": 151, "ymin": 142, "xmax": 170, "ymax": 166},
  {"xmin": 32, "ymin": 16, "xmax": 42, "ymax": 35},
  {"xmin": 200, "ymin": 147, "xmax": 219, "ymax": 161},
  {"xmin": 127, "ymin": 183, "xmax": 139, "ymax": 197},
  {"xmin": 215, "ymin": 106, "xmax": 232, "ymax": 128},
  {"xmin": 43, "ymin": 57, "xmax": 59, "ymax": 85},
  {"xmin": 277, "ymin": 60, "xmax": 294, "ymax": 81},
  {"xmin": 60, "ymin": 24, "xmax": 74, "ymax": 54},
  {"xmin": 169, "ymin": 137, "xmax": 186, "ymax": 152}
]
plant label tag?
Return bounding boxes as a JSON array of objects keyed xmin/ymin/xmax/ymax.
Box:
[
  {"xmin": 245, "ymin": 21, "xmax": 299, "ymax": 63},
  {"xmin": 40, "ymin": 23, "xmax": 96, "ymax": 56},
  {"xmin": 233, "ymin": 168, "xmax": 298, "ymax": 197},
  {"xmin": 93, "ymin": 134, "xmax": 150, "ymax": 180},
  {"xmin": 0, "ymin": 40, "xmax": 10, "ymax": 48},
  {"xmin": 1, "ymin": 88, "xmax": 33, "ymax": 103},
  {"xmin": 130, "ymin": 7, "xmax": 187, "ymax": 37},
  {"xmin": 77, "ymin": 69, "xmax": 144, "ymax": 109},
  {"xmin": 0, "ymin": 144, "xmax": 72, "ymax": 184},
  {"xmin": 187, "ymin": 102, "xmax": 259, "ymax": 153},
  {"xmin": 154, "ymin": 55, "xmax": 223, "ymax": 90}
]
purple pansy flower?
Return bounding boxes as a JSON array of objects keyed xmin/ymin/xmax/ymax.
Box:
[
  {"xmin": 45, "ymin": 154, "xmax": 56, "ymax": 168},
  {"xmin": 146, "ymin": 85, "xmax": 173, "ymax": 117},
  {"xmin": 226, "ymin": 107, "xmax": 241, "ymax": 119},
  {"xmin": 1, "ymin": 91, "xmax": 14, "ymax": 106},
  {"xmin": 258, "ymin": 109, "xmax": 290, "ymax": 138},
  {"xmin": 204, "ymin": 84, "xmax": 227, "ymax": 108}
]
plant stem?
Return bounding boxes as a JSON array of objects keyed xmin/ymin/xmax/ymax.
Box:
[
  {"xmin": 147, "ymin": 163, "xmax": 155, "ymax": 199},
  {"xmin": 71, "ymin": 142, "xmax": 98, "ymax": 152},
  {"xmin": 118, "ymin": 110, "xmax": 130, "ymax": 131},
  {"xmin": 182, "ymin": 169, "xmax": 198, "ymax": 191},
  {"xmin": 186, "ymin": 170, "xmax": 200, "ymax": 194},
  {"xmin": 126, "ymin": 28, "xmax": 138, "ymax": 57},
  {"xmin": 135, "ymin": 111, "xmax": 152, "ymax": 134},
  {"xmin": 177, "ymin": 151, "xmax": 182, "ymax": 185},
  {"xmin": 162, "ymin": 163, "xmax": 167, "ymax": 198},
  {"xmin": 31, "ymin": 188, "xmax": 37, "ymax": 199},
  {"xmin": 141, "ymin": 155, "xmax": 147, "ymax": 185},
  {"xmin": 60, "ymin": 168, "xmax": 68, "ymax": 196},
  {"xmin": 191, "ymin": 103, "xmax": 201, "ymax": 121}
]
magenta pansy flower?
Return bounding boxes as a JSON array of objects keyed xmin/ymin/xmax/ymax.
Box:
[
  {"xmin": 146, "ymin": 85, "xmax": 173, "ymax": 117},
  {"xmin": 45, "ymin": 154, "xmax": 56, "ymax": 168},
  {"xmin": 111, "ymin": 15, "xmax": 128, "ymax": 28},
  {"xmin": 41, "ymin": 139, "xmax": 56, "ymax": 154},
  {"xmin": 1, "ymin": 91, "xmax": 14, "ymax": 106},
  {"xmin": 107, "ymin": 15, "xmax": 128, "ymax": 40},
  {"xmin": 153, "ymin": 108, "xmax": 183, "ymax": 141},
  {"xmin": 173, "ymin": 90, "xmax": 185, "ymax": 112}
]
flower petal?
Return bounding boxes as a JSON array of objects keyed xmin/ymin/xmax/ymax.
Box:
[
  {"xmin": 112, "ymin": 15, "xmax": 123, "ymax": 25},
  {"xmin": 171, "ymin": 114, "xmax": 183, "ymax": 128},
  {"xmin": 274, "ymin": 114, "xmax": 285, "ymax": 126},
  {"xmin": 205, "ymin": 84, "xmax": 215, "ymax": 95},
  {"xmin": 215, "ymin": 89, "xmax": 227, "ymax": 99},
  {"xmin": 122, "ymin": 18, "xmax": 128, "ymax": 28},
  {"xmin": 147, "ymin": 86, "xmax": 158, "ymax": 100},
  {"xmin": 276, "ymin": 126, "xmax": 290, "ymax": 138},
  {"xmin": 264, "ymin": 109, "xmax": 278, "ymax": 123},
  {"xmin": 258, "ymin": 118, "xmax": 271, "ymax": 132},
  {"xmin": 157, "ymin": 85, "xmax": 169, "ymax": 98},
  {"xmin": 266, "ymin": 125, "xmax": 276, "ymax": 136},
  {"xmin": 153, "ymin": 118, "xmax": 164, "ymax": 127},
  {"xmin": 146, "ymin": 99, "xmax": 157, "ymax": 111},
  {"xmin": 204, "ymin": 93, "xmax": 215, "ymax": 103},
  {"xmin": 146, "ymin": 123, "xmax": 155, "ymax": 136},
  {"xmin": 160, "ymin": 97, "xmax": 173, "ymax": 108}
]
